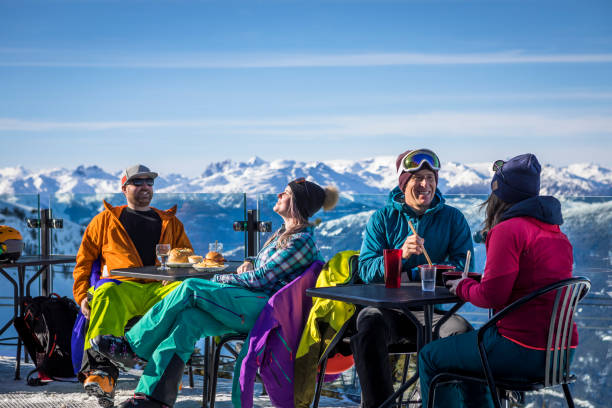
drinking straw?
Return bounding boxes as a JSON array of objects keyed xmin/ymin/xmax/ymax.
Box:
[
  {"xmin": 463, "ymin": 250, "xmax": 471, "ymax": 278},
  {"xmin": 407, "ymin": 220, "xmax": 433, "ymax": 266},
  {"xmin": 215, "ymin": 240, "xmax": 218, "ymax": 251}
]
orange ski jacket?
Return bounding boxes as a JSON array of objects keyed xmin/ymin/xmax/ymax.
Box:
[{"xmin": 72, "ymin": 200, "xmax": 192, "ymax": 305}]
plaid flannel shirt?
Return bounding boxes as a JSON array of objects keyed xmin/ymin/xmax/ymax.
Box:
[{"xmin": 212, "ymin": 226, "xmax": 320, "ymax": 296}]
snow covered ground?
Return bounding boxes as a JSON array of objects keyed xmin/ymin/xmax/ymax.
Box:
[{"xmin": 0, "ymin": 356, "xmax": 357, "ymax": 408}]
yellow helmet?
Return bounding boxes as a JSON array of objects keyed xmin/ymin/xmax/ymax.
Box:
[{"xmin": 0, "ymin": 225, "xmax": 24, "ymax": 261}]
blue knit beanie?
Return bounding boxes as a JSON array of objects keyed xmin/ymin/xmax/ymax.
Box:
[{"xmin": 491, "ymin": 153, "xmax": 541, "ymax": 204}]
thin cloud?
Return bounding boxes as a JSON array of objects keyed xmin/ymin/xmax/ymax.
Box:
[
  {"xmin": 1, "ymin": 50, "xmax": 612, "ymax": 68},
  {"xmin": 1, "ymin": 112, "xmax": 611, "ymax": 138}
]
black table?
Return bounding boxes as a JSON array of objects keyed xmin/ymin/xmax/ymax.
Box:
[
  {"xmin": 111, "ymin": 259, "xmax": 244, "ymax": 406},
  {"xmin": 0, "ymin": 255, "xmax": 76, "ymax": 379},
  {"xmin": 111, "ymin": 260, "xmax": 244, "ymax": 281},
  {"xmin": 306, "ymin": 283, "xmax": 465, "ymax": 408}
]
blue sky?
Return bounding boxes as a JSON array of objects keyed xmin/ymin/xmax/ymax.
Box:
[{"xmin": 1, "ymin": 0, "xmax": 611, "ymax": 176}]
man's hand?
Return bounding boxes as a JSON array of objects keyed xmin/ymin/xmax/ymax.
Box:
[
  {"xmin": 401, "ymin": 234, "xmax": 425, "ymax": 260},
  {"xmin": 237, "ymin": 261, "xmax": 254, "ymax": 273},
  {"xmin": 446, "ymin": 277, "xmax": 467, "ymax": 295},
  {"xmin": 161, "ymin": 280, "xmax": 171, "ymax": 286},
  {"xmin": 80, "ymin": 298, "xmax": 91, "ymax": 319}
]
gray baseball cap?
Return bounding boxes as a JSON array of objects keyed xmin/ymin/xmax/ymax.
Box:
[{"xmin": 121, "ymin": 164, "xmax": 158, "ymax": 186}]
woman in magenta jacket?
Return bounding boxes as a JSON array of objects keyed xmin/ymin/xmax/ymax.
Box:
[{"xmin": 418, "ymin": 153, "xmax": 576, "ymax": 408}]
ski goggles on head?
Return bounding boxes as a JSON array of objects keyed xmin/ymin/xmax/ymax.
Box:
[{"xmin": 396, "ymin": 149, "xmax": 441, "ymax": 176}]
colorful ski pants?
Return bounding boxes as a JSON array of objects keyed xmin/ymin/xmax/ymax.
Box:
[
  {"xmin": 85, "ymin": 280, "xmax": 181, "ymax": 352},
  {"xmin": 125, "ymin": 278, "xmax": 269, "ymax": 406}
]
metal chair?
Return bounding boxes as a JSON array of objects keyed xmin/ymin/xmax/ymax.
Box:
[
  {"xmin": 204, "ymin": 333, "xmax": 249, "ymax": 408},
  {"xmin": 203, "ymin": 261, "xmax": 324, "ymax": 407},
  {"xmin": 427, "ymin": 277, "xmax": 591, "ymax": 408}
]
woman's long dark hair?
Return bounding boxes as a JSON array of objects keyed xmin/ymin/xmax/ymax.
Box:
[
  {"xmin": 480, "ymin": 193, "xmax": 513, "ymax": 237},
  {"xmin": 263, "ymin": 192, "xmax": 309, "ymax": 249}
]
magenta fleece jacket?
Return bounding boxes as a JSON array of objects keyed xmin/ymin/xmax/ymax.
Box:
[{"xmin": 457, "ymin": 216, "xmax": 577, "ymax": 349}]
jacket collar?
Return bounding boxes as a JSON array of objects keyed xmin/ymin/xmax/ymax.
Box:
[
  {"xmin": 103, "ymin": 200, "xmax": 177, "ymax": 220},
  {"xmin": 500, "ymin": 196, "xmax": 563, "ymax": 225}
]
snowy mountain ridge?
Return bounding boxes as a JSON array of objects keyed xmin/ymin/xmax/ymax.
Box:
[{"xmin": 1, "ymin": 158, "xmax": 611, "ymax": 196}]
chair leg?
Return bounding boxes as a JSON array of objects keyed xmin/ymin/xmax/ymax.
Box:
[
  {"xmin": 427, "ymin": 374, "xmax": 440, "ymax": 408},
  {"xmin": 490, "ymin": 387, "xmax": 503, "ymax": 408},
  {"xmin": 202, "ymin": 337, "xmax": 211, "ymax": 408},
  {"xmin": 188, "ymin": 359, "xmax": 194, "ymax": 388},
  {"xmin": 209, "ymin": 340, "xmax": 225, "ymax": 408},
  {"xmin": 562, "ymin": 384, "xmax": 575, "ymax": 408},
  {"xmin": 397, "ymin": 354, "xmax": 410, "ymax": 406},
  {"xmin": 312, "ymin": 356, "xmax": 328, "ymax": 408}
]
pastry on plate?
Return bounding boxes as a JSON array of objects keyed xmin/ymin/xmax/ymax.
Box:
[{"xmin": 188, "ymin": 255, "xmax": 203, "ymax": 264}]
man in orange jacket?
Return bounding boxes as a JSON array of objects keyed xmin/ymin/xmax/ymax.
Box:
[{"xmin": 72, "ymin": 164, "xmax": 192, "ymax": 408}]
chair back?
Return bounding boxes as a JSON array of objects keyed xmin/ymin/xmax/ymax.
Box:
[
  {"xmin": 235, "ymin": 260, "xmax": 324, "ymax": 408},
  {"xmin": 544, "ymin": 277, "xmax": 590, "ymax": 387},
  {"xmin": 477, "ymin": 277, "xmax": 591, "ymax": 392}
]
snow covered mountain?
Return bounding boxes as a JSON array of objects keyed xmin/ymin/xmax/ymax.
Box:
[{"xmin": 1, "ymin": 157, "xmax": 611, "ymax": 196}]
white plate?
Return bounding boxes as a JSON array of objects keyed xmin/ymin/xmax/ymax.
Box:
[
  {"xmin": 192, "ymin": 264, "xmax": 229, "ymax": 272},
  {"xmin": 166, "ymin": 262, "xmax": 193, "ymax": 268}
]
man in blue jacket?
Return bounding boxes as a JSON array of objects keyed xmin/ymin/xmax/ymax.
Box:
[{"xmin": 352, "ymin": 148, "xmax": 475, "ymax": 408}]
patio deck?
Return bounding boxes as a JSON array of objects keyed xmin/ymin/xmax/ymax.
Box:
[{"xmin": 0, "ymin": 356, "xmax": 358, "ymax": 408}]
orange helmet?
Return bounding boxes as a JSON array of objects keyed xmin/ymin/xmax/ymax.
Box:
[{"xmin": 0, "ymin": 225, "xmax": 24, "ymax": 261}]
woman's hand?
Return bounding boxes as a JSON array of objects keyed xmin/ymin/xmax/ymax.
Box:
[
  {"xmin": 401, "ymin": 234, "xmax": 425, "ymax": 259},
  {"xmin": 446, "ymin": 277, "xmax": 467, "ymax": 295},
  {"xmin": 80, "ymin": 298, "xmax": 91, "ymax": 319},
  {"xmin": 236, "ymin": 261, "xmax": 254, "ymax": 273}
]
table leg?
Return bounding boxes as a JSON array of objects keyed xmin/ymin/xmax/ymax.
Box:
[
  {"xmin": 0, "ymin": 266, "xmax": 22, "ymax": 380},
  {"xmin": 380, "ymin": 302, "xmax": 464, "ymax": 407},
  {"xmin": 424, "ymin": 304, "xmax": 433, "ymax": 344},
  {"xmin": 432, "ymin": 301, "xmax": 465, "ymax": 340},
  {"xmin": 15, "ymin": 266, "xmax": 27, "ymax": 380},
  {"xmin": 379, "ymin": 307, "xmax": 426, "ymax": 408},
  {"xmin": 0, "ymin": 267, "xmax": 18, "ymax": 337},
  {"xmin": 26, "ymin": 265, "xmax": 47, "ymax": 298}
]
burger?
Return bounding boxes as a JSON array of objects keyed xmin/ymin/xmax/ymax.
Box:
[
  {"xmin": 194, "ymin": 251, "xmax": 226, "ymax": 268},
  {"xmin": 168, "ymin": 248, "xmax": 194, "ymax": 263},
  {"xmin": 205, "ymin": 251, "xmax": 225, "ymax": 263}
]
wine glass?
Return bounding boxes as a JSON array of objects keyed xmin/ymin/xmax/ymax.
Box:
[
  {"xmin": 209, "ymin": 242, "xmax": 223, "ymax": 254},
  {"xmin": 156, "ymin": 244, "xmax": 171, "ymax": 271}
]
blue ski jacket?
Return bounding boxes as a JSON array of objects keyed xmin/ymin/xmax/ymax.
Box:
[{"xmin": 358, "ymin": 187, "xmax": 474, "ymax": 283}]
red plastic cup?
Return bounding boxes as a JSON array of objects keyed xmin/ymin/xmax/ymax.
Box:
[{"xmin": 383, "ymin": 249, "xmax": 402, "ymax": 288}]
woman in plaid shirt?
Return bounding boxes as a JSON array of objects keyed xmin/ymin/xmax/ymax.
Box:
[{"xmin": 91, "ymin": 178, "xmax": 338, "ymax": 408}]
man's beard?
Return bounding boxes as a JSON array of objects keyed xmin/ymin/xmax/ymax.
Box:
[{"xmin": 134, "ymin": 192, "xmax": 152, "ymax": 207}]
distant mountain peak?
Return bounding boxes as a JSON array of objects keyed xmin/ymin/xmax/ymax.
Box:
[
  {"xmin": 1, "ymin": 158, "xmax": 611, "ymax": 197},
  {"xmin": 72, "ymin": 165, "xmax": 114, "ymax": 179},
  {"xmin": 247, "ymin": 156, "xmax": 265, "ymax": 166}
]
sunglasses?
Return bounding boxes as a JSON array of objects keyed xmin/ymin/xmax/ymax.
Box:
[
  {"xmin": 396, "ymin": 149, "xmax": 440, "ymax": 176},
  {"xmin": 492, "ymin": 160, "xmax": 505, "ymax": 172},
  {"xmin": 492, "ymin": 160, "xmax": 506, "ymax": 181},
  {"xmin": 128, "ymin": 178, "xmax": 154, "ymax": 187}
]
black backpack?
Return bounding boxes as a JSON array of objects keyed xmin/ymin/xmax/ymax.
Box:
[{"xmin": 14, "ymin": 293, "xmax": 79, "ymax": 382}]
